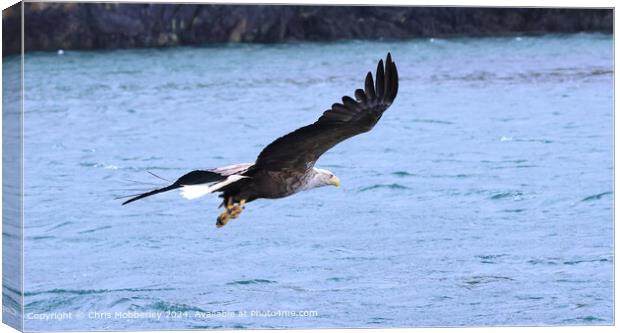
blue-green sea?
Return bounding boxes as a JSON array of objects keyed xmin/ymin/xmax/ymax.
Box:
[{"xmin": 4, "ymin": 33, "xmax": 613, "ymax": 330}]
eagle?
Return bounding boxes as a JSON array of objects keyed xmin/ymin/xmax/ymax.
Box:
[{"xmin": 123, "ymin": 53, "xmax": 399, "ymax": 228}]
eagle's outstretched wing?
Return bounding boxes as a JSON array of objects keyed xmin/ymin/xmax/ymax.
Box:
[{"xmin": 254, "ymin": 53, "xmax": 399, "ymax": 171}]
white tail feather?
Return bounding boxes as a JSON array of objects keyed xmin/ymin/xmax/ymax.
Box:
[
  {"xmin": 180, "ymin": 175, "xmax": 248, "ymax": 200},
  {"xmin": 180, "ymin": 185, "xmax": 212, "ymax": 200}
]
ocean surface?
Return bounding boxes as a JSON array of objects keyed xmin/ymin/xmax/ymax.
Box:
[{"xmin": 5, "ymin": 33, "xmax": 613, "ymax": 330}]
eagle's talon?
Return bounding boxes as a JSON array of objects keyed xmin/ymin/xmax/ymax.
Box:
[
  {"xmin": 229, "ymin": 205, "xmax": 243, "ymax": 219},
  {"xmin": 227, "ymin": 199, "xmax": 247, "ymax": 219},
  {"xmin": 216, "ymin": 211, "xmax": 230, "ymax": 228}
]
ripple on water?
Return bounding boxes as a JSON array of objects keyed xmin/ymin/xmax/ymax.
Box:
[
  {"xmin": 45, "ymin": 221, "xmax": 74, "ymax": 231},
  {"xmin": 26, "ymin": 296, "xmax": 83, "ymax": 313},
  {"xmin": 527, "ymin": 256, "xmax": 565, "ymax": 265},
  {"xmin": 562, "ymin": 258, "xmax": 611, "ymax": 265},
  {"xmin": 27, "ymin": 235, "xmax": 56, "ymax": 241},
  {"xmin": 367, "ymin": 317, "xmax": 392, "ymax": 324},
  {"xmin": 476, "ymin": 254, "xmax": 507, "ymax": 264},
  {"xmin": 581, "ymin": 191, "xmax": 613, "ymax": 202},
  {"xmin": 462, "ymin": 275, "xmax": 515, "ymax": 289},
  {"xmin": 515, "ymin": 295, "xmax": 544, "ymax": 301},
  {"xmin": 562, "ymin": 316, "xmax": 606, "ymax": 324},
  {"xmin": 359, "ymin": 183, "xmax": 410, "ymax": 192},
  {"xmin": 24, "ymin": 287, "xmax": 176, "ymax": 297},
  {"xmin": 489, "ymin": 191, "xmax": 523, "ymax": 200},
  {"xmin": 140, "ymin": 300, "xmax": 205, "ymax": 312},
  {"xmin": 326, "ymin": 277, "xmax": 347, "ymax": 282},
  {"xmin": 225, "ymin": 279, "xmax": 277, "ymax": 285},
  {"xmin": 501, "ymin": 208, "xmax": 525, "ymax": 213},
  {"xmin": 78, "ymin": 225, "xmax": 112, "ymax": 234},
  {"xmin": 410, "ymin": 118, "xmax": 454, "ymax": 125},
  {"xmin": 391, "ymin": 171, "xmax": 416, "ymax": 177}
]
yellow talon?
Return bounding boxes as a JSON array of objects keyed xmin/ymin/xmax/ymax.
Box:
[
  {"xmin": 216, "ymin": 211, "xmax": 230, "ymax": 228},
  {"xmin": 217, "ymin": 199, "xmax": 247, "ymax": 227},
  {"xmin": 229, "ymin": 206, "xmax": 242, "ymax": 219}
]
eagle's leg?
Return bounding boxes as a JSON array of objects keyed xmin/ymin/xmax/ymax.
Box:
[
  {"xmin": 216, "ymin": 198, "xmax": 246, "ymax": 228},
  {"xmin": 225, "ymin": 197, "xmax": 234, "ymax": 210},
  {"xmin": 229, "ymin": 199, "xmax": 246, "ymax": 219}
]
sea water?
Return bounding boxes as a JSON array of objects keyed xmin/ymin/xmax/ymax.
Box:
[{"xmin": 4, "ymin": 33, "xmax": 613, "ymax": 330}]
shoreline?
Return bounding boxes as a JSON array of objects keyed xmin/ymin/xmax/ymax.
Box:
[
  {"xmin": 10, "ymin": 32, "xmax": 611, "ymax": 57},
  {"xmin": 2, "ymin": 4, "xmax": 613, "ymax": 56}
]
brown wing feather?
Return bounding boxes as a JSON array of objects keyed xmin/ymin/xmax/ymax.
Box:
[{"xmin": 254, "ymin": 53, "xmax": 399, "ymax": 171}]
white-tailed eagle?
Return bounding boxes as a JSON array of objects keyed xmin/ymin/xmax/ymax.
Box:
[{"xmin": 123, "ymin": 53, "xmax": 399, "ymax": 228}]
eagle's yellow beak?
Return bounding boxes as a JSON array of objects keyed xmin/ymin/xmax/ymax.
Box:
[{"xmin": 330, "ymin": 176, "xmax": 341, "ymax": 188}]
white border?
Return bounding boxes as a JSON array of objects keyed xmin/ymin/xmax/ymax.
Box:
[{"xmin": 0, "ymin": 1, "xmax": 616, "ymax": 333}]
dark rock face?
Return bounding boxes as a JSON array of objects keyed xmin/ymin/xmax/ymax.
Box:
[
  {"xmin": 2, "ymin": 3, "xmax": 21, "ymax": 56},
  {"xmin": 2, "ymin": 3, "xmax": 613, "ymax": 55}
]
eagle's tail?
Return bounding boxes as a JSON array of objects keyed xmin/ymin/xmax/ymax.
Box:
[
  {"xmin": 121, "ymin": 184, "xmax": 180, "ymax": 205},
  {"xmin": 121, "ymin": 166, "xmax": 252, "ymax": 205},
  {"xmin": 179, "ymin": 175, "xmax": 248, "ymax": 200}
]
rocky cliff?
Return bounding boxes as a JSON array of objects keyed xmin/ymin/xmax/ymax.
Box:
[{"xmin": 2, "ymin": 3, "xmax": 613, "ymax": 55}]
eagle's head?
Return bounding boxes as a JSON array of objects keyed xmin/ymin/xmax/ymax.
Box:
[{"xmin": 311, "ymin": 168, "xmax": 341, "ymax": 189}]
